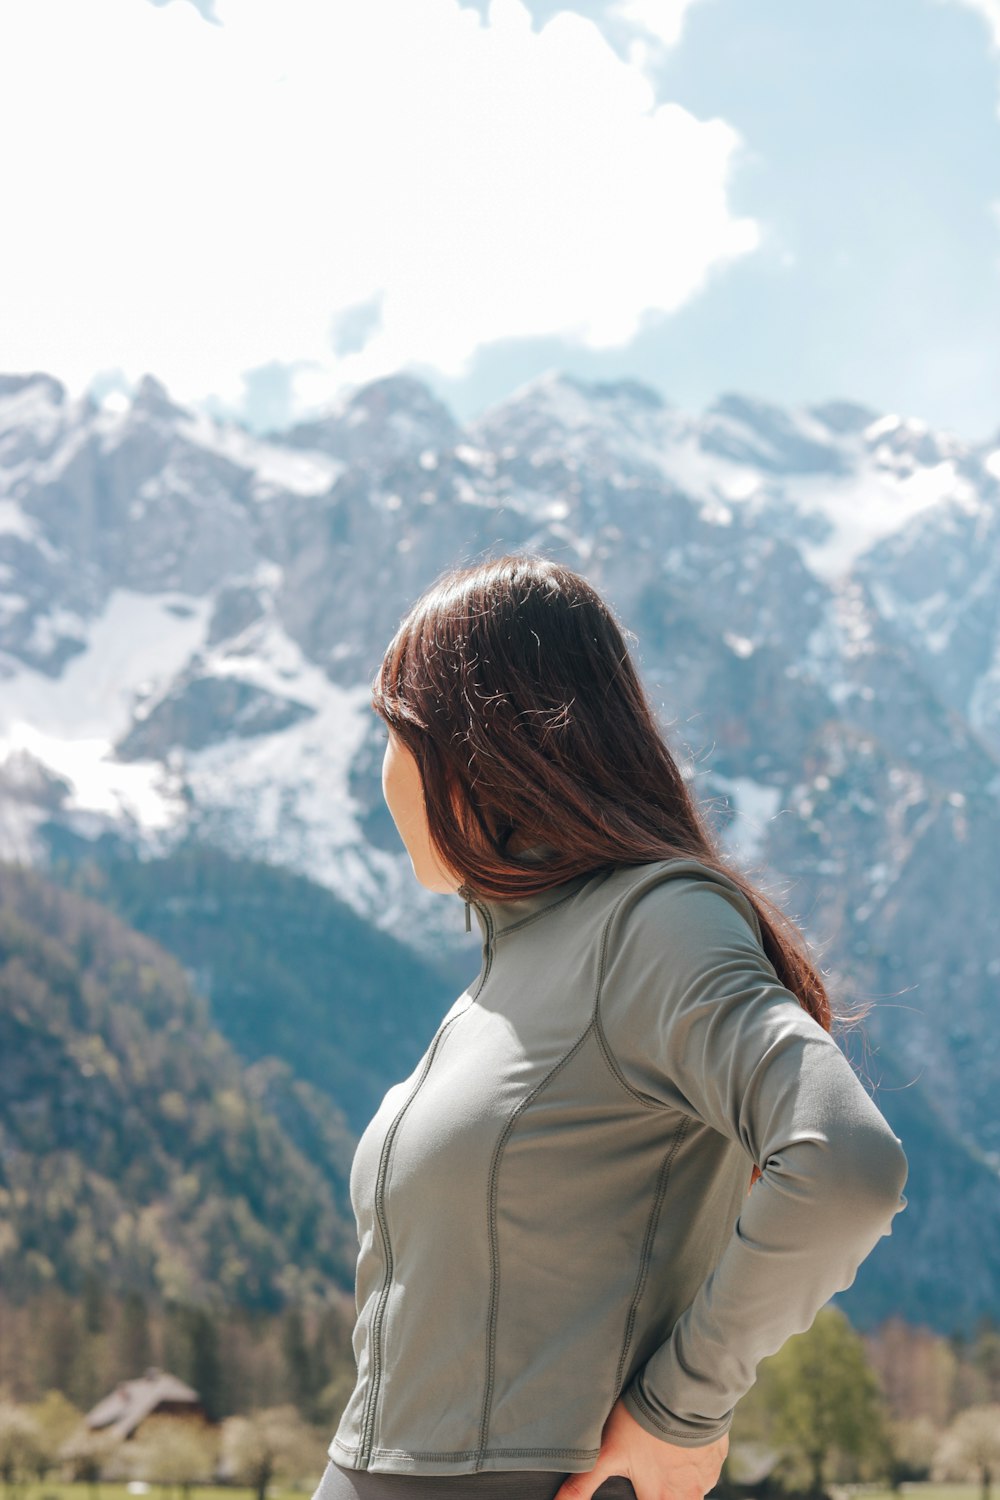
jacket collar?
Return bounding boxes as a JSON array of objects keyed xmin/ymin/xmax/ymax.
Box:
[{"xmin": 457, "ymin": 842, "xmax": 606, "ymax": 937}]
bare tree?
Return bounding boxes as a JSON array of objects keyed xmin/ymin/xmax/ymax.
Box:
[
  {"xmin": 59, "ymin": 1426, "xmax": 121, "ymax": 1500},
  {"xmin": 125, "ymin": 1415, "xmax": 220, "ymax": 1500},
  {"xmin": 933, "ymin": 1405, "xmax": 1000, "ymax": 1500},
  {"xmin": 886, "ymin": 1415, "xmax": 940, "ymax": 1487},
  {"xmin": 864, "ymin": 1316, "xmax": 959, "ymax": 1426},
  {"xmin": 221, "ymin": 1405, "xmax": 328, "ymax": 1500},
  {"xmin": 0, "ymin": 1403, "xmax": 42, "ymax": 1497},
  {"xmin": 26, "ymin": 1391, "xmax": 82, "ymax": 1482}
]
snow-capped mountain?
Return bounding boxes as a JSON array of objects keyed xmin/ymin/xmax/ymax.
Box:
[{"xmin": 1, "ymin": 366, "xmax": 998, "ymax": 1167}]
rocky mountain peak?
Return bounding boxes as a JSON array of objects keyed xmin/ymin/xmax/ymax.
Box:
[
  {"xmin": 131, "ymin": 372, "xmax": 189, "ymax": 421},
  {"xmin": 701, "ymin": 390, "xmax": 848, "ymax": 475},
  {"xmin": 807, "ymin": 398, "xmax": 882, "ymax": 434},
  {"xmin": 0, "ymin": 371, "xmax": 67, "ymax": 406},
  {"xmin": 281, "ymin": 371, "xmax": 460, "ymax": 467}
]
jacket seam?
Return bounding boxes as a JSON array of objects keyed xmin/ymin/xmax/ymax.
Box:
[
  {"xmin": 613, "ymin": 1112, "xmax": 692, "ymax": 1399},
  {"xmin": 489, "ymin": 872, "xmax": 607, "ymax": 939},
  {"xmin": 476, "ymin": 1016, "xmax": 600, "ymax": 1472},
  {"xmin": 592, "ymin": 1011, "xmax": 670, "ymax": 1111},
  {"xmin": 357, "ymin": 995, "xmax": 477, "ymax": 1465},
  {"xmin": 333, "ymin": 1440, "xmax": 602, "ymax": 1461},
  {"xmin": 590, "ymin": 873, "xmax": 702, "ymax": 1115}
]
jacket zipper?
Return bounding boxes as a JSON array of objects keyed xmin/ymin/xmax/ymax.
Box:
[
  {"xmin": 467, "ymin": 893, "xmax": 495, "ymax": 992},
  {"xmin": 357, "ymin": 891, "xmax": 495, "ymax": 1468}
]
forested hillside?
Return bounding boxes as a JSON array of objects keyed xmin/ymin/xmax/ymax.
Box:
[
  {"xmin": 21, "ymin": 842, "xmax": 1000, "ymax": 1335},
  {"xmin": 49, "ymin": 840, "xmax": 459, "ymax": 1135},
  {"xmin": 0, "ymin": 861, "xmax": 357, "ymax": 1307}
]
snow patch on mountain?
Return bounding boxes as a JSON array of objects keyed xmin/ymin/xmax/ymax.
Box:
[
  {"xmin": 0, "ymin": 374, "xmax": 67, "ymax": 449},
  {"xmin": 0, "ymin": 577, "xmax": 388, "ymax": 905},
  {"xmin": 790, "ymin": 463, "xmax": 966, "ymax": 582},
  {"xmin": 0, "ymin": 500, "xmax": 37, "ymax": 542},
  {"xmin": 3, "ymin": 719, "xmax": 186, "ymax": 834},
  {"xmin": 179, "ymin": 670, "xmax": 380, "ymax": 898},
  {"xmin": 178, "ymin": 411, "xmax": 346, "ymax": 497},
  {"xmin": 1, "ymin": 589, "xmax": 210, "ymax": 741},
  {"xmin": 0, "ymin": 589, "xmax": 211, "ymax": 854},
  {"xmin": 710, "ymin": 773, "xmax": 784, "ymax": 867}
]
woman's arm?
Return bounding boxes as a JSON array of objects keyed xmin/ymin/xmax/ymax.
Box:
[{"xmin": 597, "ymin": 873, "xmax": 909, "ymax": 1449}]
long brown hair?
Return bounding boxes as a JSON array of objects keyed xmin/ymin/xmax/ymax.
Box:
[{"xmin": 372, "ymin": 553, "xmax": 865, "ymax": 1184}]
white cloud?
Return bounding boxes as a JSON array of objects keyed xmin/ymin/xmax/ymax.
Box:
[
  {"xmin": 0, "ymin": 0, "xmax": 759, "ymax": 418},
  {"xmin": 943, "ymin": 0, "xmax": 1000, "ymax": 47},
  {"xmin": 612, "ymin": 0, "xmax": 705, "ymax": 49}
]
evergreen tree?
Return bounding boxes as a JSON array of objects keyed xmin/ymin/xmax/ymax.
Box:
[
  {"xmin": 119, "ymin": 1291, "xmax": 153, "ymax": 1378},
  {"xmin": 164, "ymin": 1304, "xmax": 223, "ymax": 1422},
  {"xmin": 281, "ymin": 1307, "xmax": 316, "ymax": 1415},
  {"xmin": 189, "ymin": 1307, "xmax": 223, "ymax": 1423},
  {"xmin": 35, "ymin": 1295, "xmax": 88, "ymax": 1407},
  {"xmin": 971, "ymin": 1318, "xmax": 1000, "ymax": 1406},
  {"xmin": 82, "ymin": 1274, "xmax": 108, "ymax": 1336}
]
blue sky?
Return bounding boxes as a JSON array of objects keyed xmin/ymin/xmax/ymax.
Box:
[
  {"xmin": 1, "ymin": 0, "xmax": 998, "ymax": 443},
  {"xmin": 441, "ymin": 0, "xmax": 1000, "ymax": 442}
]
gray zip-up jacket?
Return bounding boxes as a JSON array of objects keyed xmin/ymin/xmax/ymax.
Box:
[{"xmin": 330, "ymin": 854, "xmax": 909, "ymax": 1477}]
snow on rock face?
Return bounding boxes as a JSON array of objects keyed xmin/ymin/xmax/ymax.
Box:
[
  {"xmin": 0, "ymin": 499, "xmax": 39, "ymax": 543},
  {"xmin": 0, "ymin": 373, "xmax": 67, "ymax": 425},
  {"xmin": 0, "ymin": 580, "xmax": 379, "ymax": 892},
  {"xmin": 787, "ymin": 463, "xmax": 962, "ymax": 584},
  {"xmin": 177, "ymin": 413, "xmax": 346, "ymax": 499},
  {"xmin": 699, "ymin": 392, "xmax": 848, "ymax": 476},
  {"xmin": 0, "ymin": 373, "xmax": 71, "ymax": 470},
  {"xmin": 0, "ymin": 589, "xmax": 206, "ymax": 864},
  {"xmin": 850, "ymin": 478, "xmax": 1000, "ymax": 741},
  {"xmin": 709, "ymin": 772, "xmax": 784, "ymax": 867},
  {"xmin": 0, "ymin": 588, "xmax": 211, "ymax": 743}
]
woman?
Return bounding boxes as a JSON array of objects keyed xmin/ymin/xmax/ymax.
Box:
[{"xmin": 314, "ymin": 553, "xmax": 909, "ymax": 1500}]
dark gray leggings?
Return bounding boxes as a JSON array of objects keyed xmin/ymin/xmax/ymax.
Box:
[{"xmin": 314, "ymin": 1459, "xmax": 638, "ymax": 1499}]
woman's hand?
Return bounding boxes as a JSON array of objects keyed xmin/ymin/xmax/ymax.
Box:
[{"xmin": 551, "ymin": 1396, "xmax": 729, "ymax": 1500}]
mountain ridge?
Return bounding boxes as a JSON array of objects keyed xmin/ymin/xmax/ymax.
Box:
[{"xmin": 1, "ymin": 363, "xmax": 998, "ymax": 1324}]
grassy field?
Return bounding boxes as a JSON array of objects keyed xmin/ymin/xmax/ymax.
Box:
[{"xmin": 856, "ymin": 1491, "xmax": 983, "ymax": 1500}]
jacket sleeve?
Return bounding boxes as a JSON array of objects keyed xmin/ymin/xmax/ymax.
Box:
[{"xmin": 598, "ymin": 873, "xmax": 909, "ymax": 1449}]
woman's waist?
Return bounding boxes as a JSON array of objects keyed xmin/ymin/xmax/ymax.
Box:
[{"xmin": 315, "ymin": 1459, "xmax": 637, "ymax": 1500}]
